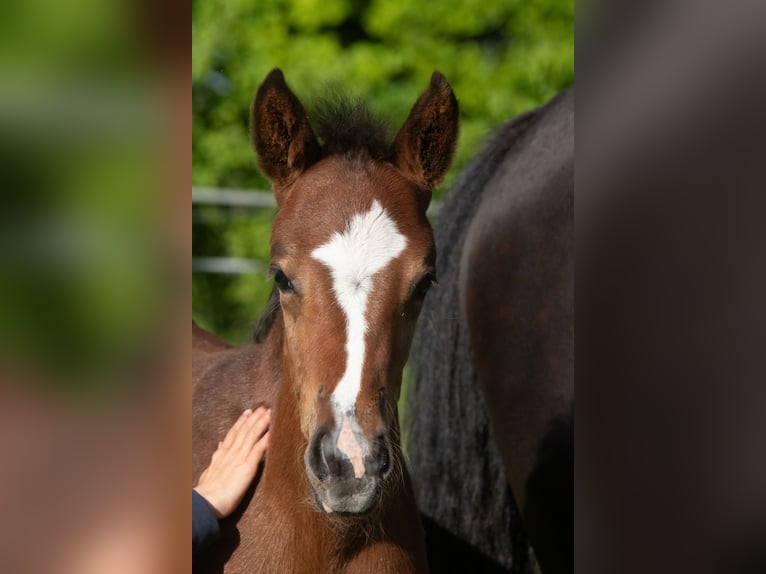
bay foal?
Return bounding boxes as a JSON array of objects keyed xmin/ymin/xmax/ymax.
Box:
[{"xmin": 192, "ymin": 69, "xmax": 458, "ymax": 573}]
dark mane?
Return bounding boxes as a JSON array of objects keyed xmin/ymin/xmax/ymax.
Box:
[
  {"xmin": 312, "ymin": 94, "xmax": 392, "ymax": 160},
  {"xmin": 253, "ymin": 286, "xmax": 280, "ymax": 343}
]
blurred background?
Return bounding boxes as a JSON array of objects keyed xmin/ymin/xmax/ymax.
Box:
[
  {"xmin": 0, "ymin": 1, "xmax": 188, "ymax": 571},
  {"xmin": 0, "ymin": 0, "xmax": 193, "ymax": 408},
  {"xmin": 192, "ymin": 0, "xmax": 574, "ymax": 344}
]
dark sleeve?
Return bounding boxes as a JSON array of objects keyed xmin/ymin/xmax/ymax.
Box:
[{"xmin": 192, "ymin": 489, "xmax": 220, "ymax": 555}]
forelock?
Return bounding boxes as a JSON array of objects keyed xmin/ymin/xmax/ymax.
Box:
[{"xmin": 312, "ymin": 93, "xmax": 392, "ymax": 160}]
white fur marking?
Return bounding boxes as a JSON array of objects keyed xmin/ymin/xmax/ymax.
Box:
[{"xmin": 311, "ymin": 199, "xmax": 407, "ymax": 414}]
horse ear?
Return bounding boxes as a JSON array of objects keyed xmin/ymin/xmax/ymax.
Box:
[
  {"xmin": 250, "ymin": 68, "xmax": 321, "ymax": 201},
  {"xmin": 392, "ymin": 71, "xmax": 459, "ymax": 192}
]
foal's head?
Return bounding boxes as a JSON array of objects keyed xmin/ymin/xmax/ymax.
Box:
[{"xmin": 251, "ymin": 69, "xmax": 458, "ymax": 515}]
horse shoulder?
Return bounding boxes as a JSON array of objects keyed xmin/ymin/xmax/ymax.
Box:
[{"xmin": 193, "ymin": 321, "xmax": 232, "ymax": 353}]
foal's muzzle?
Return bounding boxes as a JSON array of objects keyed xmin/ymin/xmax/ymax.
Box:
[{"xmin": 305, "ymin": 424, "xmax": 392, "ymax": 515}]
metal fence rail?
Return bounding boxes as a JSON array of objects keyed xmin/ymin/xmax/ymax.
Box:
[
  {"xmin": 192, "ymin": 187, "xmax": 273, "ymax": 275},
  {"xmin": 192, "ymin": 256, "xmax": 267, "ymax": 275},
  {"xmin": 192, "ymin": 187, "xmax": 275, "ymax": 208}
]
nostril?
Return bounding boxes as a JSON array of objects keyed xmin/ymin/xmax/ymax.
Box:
[{"xmin": 309, "ymin": 428, "xmax": 330, "ymax": 481}]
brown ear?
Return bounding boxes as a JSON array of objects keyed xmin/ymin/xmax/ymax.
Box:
[
  {"xmin": 250, "ymin": 69, "xmax": 321, "ymax": 201},
  {"xmin": 392, "ymin": 71, "xmax": 459, "ymax": 192}
]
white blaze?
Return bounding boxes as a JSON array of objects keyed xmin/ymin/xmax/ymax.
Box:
[{"xmin": 311, "ymin": 199, "xmax": 407, "ymax": 414}]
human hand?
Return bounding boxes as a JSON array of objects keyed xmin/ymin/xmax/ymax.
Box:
[{"xmin": 194, "ymin": 406, "xmax": 271, "ymax": 518}]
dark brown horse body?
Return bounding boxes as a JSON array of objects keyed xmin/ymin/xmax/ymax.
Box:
[
  {"xmin": 408, "ymin": 88, "xmax": 573, "ymax": 573},
  {"xmin": 193, "ymin": 69, "xmax": 459, "ymax": 573}
]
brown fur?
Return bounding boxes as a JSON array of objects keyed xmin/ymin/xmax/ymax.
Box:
[
  {"xmin": 250, "ymin": 69, "xmax": 322, "ymax": 197},
  {"xmin": 393, "ymin": 72, "xmax": 459, "ymax": 193},
  {"xmin": 193, "ymin": 69, "xmax": 459, "ymax": 572}
]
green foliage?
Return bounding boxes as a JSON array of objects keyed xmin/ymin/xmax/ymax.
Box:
[{"xmin": 192, "ymin": 0, "xmax": 573, "ymax": 343}]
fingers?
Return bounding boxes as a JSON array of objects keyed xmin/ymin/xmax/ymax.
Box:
[
  {"xmin": 246, "ymin": 407, "xmax": 271, "ymax": 444},
  {"xmin": 218, "ymin": 406, "xmax": 270, "ymax": 459},
  {"xmin": 244, "ymin": 412, "xmax": 270, "ymax": 460},
  {"xmin": 230, "ymin": 406, "xmax": 270, "ymax": 452},
  {"xmin": 220, "ymin": 408, "xmax": 253, "ymax": 450},
  {"xmin": 247, "ymin": 430, "xmax": 270, "ymax": 467}
]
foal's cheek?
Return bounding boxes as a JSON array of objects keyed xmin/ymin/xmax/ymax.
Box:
[
  {"xmin": 280, "ymin": 298, "xmax": 307, "ymax": 352},
  {"xmin": 279, "ymin": 292, "xmax": 302, "ymax": 319}
]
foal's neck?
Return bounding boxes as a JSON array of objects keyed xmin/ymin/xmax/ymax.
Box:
[{"xmin": 258, "ymin": 318, "xmax": 305, "ymax": 495}]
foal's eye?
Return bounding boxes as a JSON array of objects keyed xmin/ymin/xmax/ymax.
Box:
[
  {"xmin": 412, "ymin": 272, "xmax": 437, "ymax": 301},
  {"xmin": 270, "ymin": 266, "xmax": 295, "ymax": 294}
]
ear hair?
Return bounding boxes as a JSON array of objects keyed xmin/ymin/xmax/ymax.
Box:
[
  {"xmin": 250, "ymin": 68, "xmax": 321, "ymax": 201},
  {"xmin": 392, "ymin": 71, "xmax": 459, "ymax": 193}
]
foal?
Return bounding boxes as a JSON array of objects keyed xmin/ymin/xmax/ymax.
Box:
[{"xmin": 192, "ymin": 69, "xmax": 459, "ymax": 573}]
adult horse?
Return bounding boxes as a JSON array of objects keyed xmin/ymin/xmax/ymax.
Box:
[
  {"xmin": 192, "ymin": 69, "xmax": 459, "ymax": 573},
  {"xmin": 407, "ymin": 88, "xmax": 573, "ymax": 574}
]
